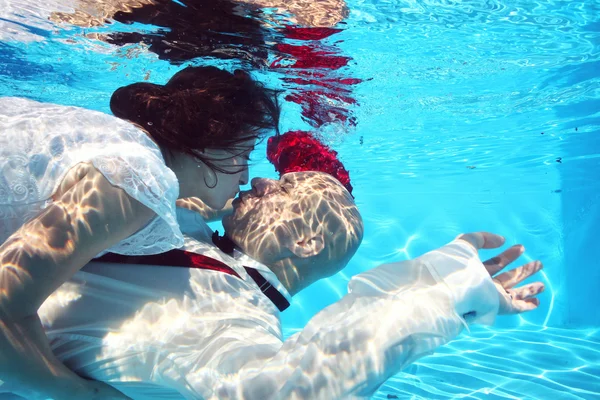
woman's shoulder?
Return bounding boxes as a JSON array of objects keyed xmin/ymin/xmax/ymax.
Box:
[
  {"xmin": 0, "ymin": 97, "xmax": 111, "ymax": 119},
  {"xmin": 0, "ymin": 96, "xmax": 173, "ymax": 208},
  {"xmin": 0, "ymin": 97, "xmax": 122, "ymax": 130},
  {"xmin": 0, "ymin": 96, "xmax": 162, "ymax": 157},
  {"xmin": 0, "ymin": 97, "xmax": 183, "ymax": 255}
]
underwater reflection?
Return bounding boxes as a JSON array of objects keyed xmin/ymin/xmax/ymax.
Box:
[{"xmin": 49, "ymin": 0, "xmax": 361, "ymax": 129}]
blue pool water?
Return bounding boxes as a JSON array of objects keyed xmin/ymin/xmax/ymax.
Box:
[{"xmin": 1, "ymin": 0, "xmax": 599, "ymax": 398}]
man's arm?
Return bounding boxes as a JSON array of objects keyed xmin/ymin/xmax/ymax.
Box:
[
  {"xmin": 41, "ymin": 234, "xmax": 541, "ymax": 400},
  {"xmin": 208, "ymin": 238, "xmax": 502, "ymax": 399}
]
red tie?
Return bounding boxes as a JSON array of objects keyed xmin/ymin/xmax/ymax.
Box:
[{"xmin": 94, "ymin": 250, "xmax": 290, "ymax": 312}]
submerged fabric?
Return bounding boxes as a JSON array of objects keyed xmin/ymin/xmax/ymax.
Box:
[
  {"xmin": 29, "ymin": 231, "xmax": 497, "ymax": 400},
  {"xmin": 0, "ymin": 97, "xmax": 183, "ymax": 254}
]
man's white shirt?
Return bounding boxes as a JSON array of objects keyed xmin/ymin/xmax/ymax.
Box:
[{"xmin": 30, "ymin": 208, "xmax": 499, "ymax": 399}]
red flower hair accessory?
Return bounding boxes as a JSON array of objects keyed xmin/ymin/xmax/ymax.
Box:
[{"xmin": 266, "ymin": 130, "xmax": 353, "ymax": 194}]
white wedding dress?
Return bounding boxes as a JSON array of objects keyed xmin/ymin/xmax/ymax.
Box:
[{"xmin": 0, "ymin": 97, "xmax": 184, "ymax": 254}]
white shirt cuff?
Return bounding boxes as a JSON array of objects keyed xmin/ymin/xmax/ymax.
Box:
[{"xmin": 418, "ymin": 239, "xmax": 499, "ymax": 325}]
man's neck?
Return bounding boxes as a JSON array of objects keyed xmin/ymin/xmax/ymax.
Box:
[{"xmin": 263, "ymin": 258, "xmax": 312, "ymax": 297}]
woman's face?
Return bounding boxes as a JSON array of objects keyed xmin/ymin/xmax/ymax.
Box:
[{"xmin": 172, "ymin": 138, "xmax": 256, "ymax": 209}]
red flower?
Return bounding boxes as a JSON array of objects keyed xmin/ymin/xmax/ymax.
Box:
[{"xmin": 267, "ymin": 131, "xmax": 353, "ymax": 194}]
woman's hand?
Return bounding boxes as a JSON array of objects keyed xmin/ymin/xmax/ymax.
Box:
[{"xmin": 456, "ymin": 232, "xmax": 545, "ymax": 315}]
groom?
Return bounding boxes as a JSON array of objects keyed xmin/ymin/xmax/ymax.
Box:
[{"xmin": 26, "ymin": 170, "xmax": 545, "ymax": 399}]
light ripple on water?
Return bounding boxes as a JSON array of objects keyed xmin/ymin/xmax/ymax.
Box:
[
  {"xmin": 367, "ymin": 325, "xmax": 600, "ymax": 400},
  {"xmin": 0, "ymin": 0, "xmax": 598, "ymax": 397}
]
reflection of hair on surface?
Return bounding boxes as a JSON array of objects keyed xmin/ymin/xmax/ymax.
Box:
[
  {"xmin": 50, "ymin": 0, "xmax": 269, "ymax": 66},
  {"xmin": 105, "ymin": 0, "xmax": 270, "ymax": 65}
]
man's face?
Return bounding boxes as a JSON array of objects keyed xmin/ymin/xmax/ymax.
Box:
[{"xmin": 222, "ymin": 172, "xmax": 346, "ymax": 266}]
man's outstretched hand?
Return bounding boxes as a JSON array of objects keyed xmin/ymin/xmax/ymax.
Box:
[{"xmin": 456, "ymin": 232, "xmax": 545, "ymax": 315}]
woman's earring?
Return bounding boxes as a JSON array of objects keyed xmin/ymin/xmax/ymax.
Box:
[{"xmin": 203, "ymin": 168, "xmax": 218, "ymax": 189}]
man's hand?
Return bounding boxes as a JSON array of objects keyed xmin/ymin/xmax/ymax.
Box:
[{"xmin": 456, "ymin": 232, "xmax": 545, "ymax": 315}]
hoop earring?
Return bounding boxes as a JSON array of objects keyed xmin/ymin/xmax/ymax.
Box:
[{"xmin": 203, "ymin": 169, "xmax": 218, "ymax": 189}]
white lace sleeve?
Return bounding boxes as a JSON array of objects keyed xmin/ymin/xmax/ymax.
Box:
[
  {"xmin": 89, "ymin": 147, "xmax": 184, "ymax": 256},
  {"xmin": 0, "ymin": 97, "xmax": 184, "ymax": 255}
]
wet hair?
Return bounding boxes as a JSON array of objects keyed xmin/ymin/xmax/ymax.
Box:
[
  {"xmin": 110, "ymin": 66, "xmax": 281, "ymax": 173},
  {"xmin": 107, "ymin": 0, "xmax": 269, "ymax": 67}
]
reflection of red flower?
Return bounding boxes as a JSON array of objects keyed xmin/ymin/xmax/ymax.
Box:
[
  {"xmin": 267, "ymin": 131, "xmax": 353, "ymax": 195},
  {"xmin": 270, "ymin": 44, "xmax": 351, "ymax": 70},
  {"xmin": 269, "ymin": 26, "xmax": 362, "ymax": 129}
]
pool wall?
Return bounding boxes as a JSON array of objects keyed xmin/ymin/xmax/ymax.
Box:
[{"xmin": 561, "ymin": 120, "xmax": 600, "ymax": 328}]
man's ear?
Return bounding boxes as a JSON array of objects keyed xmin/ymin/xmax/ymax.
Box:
[{"xmin": 283, "ymin": 226, "xmax": 325, "ymax": 258}]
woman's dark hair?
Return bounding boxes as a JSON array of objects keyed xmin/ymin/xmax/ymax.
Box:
[{"xmin": 110, "ymin": 66, "xmax": 281, "ymax": 173}]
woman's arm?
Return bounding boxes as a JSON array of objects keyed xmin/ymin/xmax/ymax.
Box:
[
  {"xmin": 0, "ymin": 163, "xmax": 154, "ymax": 319},
  {"xmin": 0, "ymin": 162, "xmax": 154, "ymax": 398},
  {"xmin": 0, "ymin": 312, "xmax": 133, "ymax": 399}
]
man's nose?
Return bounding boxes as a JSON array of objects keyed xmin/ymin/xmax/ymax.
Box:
[{"xmin": 251, "ymin": 178, "xmax": 277, "ymax": 196}]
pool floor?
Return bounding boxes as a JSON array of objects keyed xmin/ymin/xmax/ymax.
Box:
[{"xmin": 371, "ymin": 325, "xmax": 600, "ymax": 399}]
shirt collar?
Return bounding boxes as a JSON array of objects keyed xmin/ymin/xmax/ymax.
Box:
[
  {"xmin": 233, "ymin": 249, "xmax": 293, "ymax": 304},
  {"xmin": 177, "ymin": 206, "xmax": 293, "ymax": 304}
]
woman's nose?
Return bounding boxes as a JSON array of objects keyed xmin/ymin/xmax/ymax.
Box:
[
  {"xmin": 251, "ymin": 178, "xmax": 277, "ymax": 196},
  {"xmin": 239, "ymin": 168, "xmax": 249, "ymax": 186}
]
